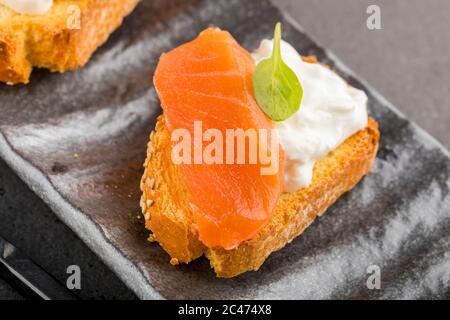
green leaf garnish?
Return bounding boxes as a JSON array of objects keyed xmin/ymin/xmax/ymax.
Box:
[{"xmin": 253, "ymin": 22, "xmax": 303, "ymax": 122}]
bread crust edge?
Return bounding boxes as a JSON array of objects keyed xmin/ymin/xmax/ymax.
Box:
[
  {"xmin": 140, "ymin": 114, "xmax": 380, "ymax": 278},
  {"xmin": 0, "ymin": 0, "xmax": 140, "ymax": 84}
]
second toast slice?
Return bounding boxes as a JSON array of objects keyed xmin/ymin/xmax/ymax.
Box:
[{"xmin": 0, "ymin": 0, "xmax": 140, "ymax": 84}]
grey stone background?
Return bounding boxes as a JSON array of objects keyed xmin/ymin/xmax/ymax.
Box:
[
  {"xmin": 0, "ymin": 0, "xmax": 449, "ymax": 299},
  {"xmin": 276, "ymin": 0, "xmax": 450, "ymax": 149}
]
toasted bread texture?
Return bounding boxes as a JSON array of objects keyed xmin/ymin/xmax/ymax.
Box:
[
  {"xmin": 140, "ymin": 114, "xmax": 380, "ymax": 278},
  {"xmin": 0, "ymin": 0, "xmax": 140, "ymax": 84}
]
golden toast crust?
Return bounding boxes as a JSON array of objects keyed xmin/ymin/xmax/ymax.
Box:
[
  {"xmin": 0, "ymin": 0, "xmax": 140, "ymax": 84},
  {"xmin": 140, "ymin": 115, "xmax": 380, "ymax": 277}
]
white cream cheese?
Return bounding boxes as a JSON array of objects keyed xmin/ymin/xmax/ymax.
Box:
[
  {"xmin": 252, "ymin": 39, "xmax": 368, "ymax": 192},
  {"xmin": 0, "ymin": 0, "xmax": 53, "ymax": 14}
]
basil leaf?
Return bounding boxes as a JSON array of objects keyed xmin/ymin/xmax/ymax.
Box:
[{"xmin": 253, "ymin": 23, "xmax": 303, "ymax": 122}]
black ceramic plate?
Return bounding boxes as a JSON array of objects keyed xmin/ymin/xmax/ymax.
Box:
[{"xmin": 0, "ymin": 0, "xmax": 449, "ymax": 299}]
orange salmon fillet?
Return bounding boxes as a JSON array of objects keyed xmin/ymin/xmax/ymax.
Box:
[{"xmin": 153, "ymin": 28, "xmax": 284, "ymax": 249}]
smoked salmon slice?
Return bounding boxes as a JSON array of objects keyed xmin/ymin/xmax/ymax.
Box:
[{"xmin": 154, "ymin": 28, "xmax": 284, "ymax": 249}]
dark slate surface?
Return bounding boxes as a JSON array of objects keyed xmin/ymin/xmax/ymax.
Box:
[
  {"xmin": 0, "ymin": 159, "xmax": 136, "ymax": 300},
  {"xmin": 0, "ymin": 0, "xmax": 448, "ymax": 299},
  {"xmin": 0, "ymin": 278, "xmax": 23, "ymax": 300}
]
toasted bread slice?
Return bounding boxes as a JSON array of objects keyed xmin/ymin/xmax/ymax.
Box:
[
  {"xmin": 140, "ymin": 115, "xmax": 379, "ymax": 278},
  {"xmin": 0, "ymin": 0, "xmax": 140, "ymax": 84}
]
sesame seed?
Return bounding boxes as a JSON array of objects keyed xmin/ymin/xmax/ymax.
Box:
[
  {"xmin": 140, "ymin": 197, "xmax": 146, "ymax": 213},
  {"xmin": 145, "ymin": 212, "xmax": 151, "ymax": 220},
  {"xmin": 146, "ymin": 199, "xmax": 154, "ymax": 207},
  {"xmin": 146, "ymin": 178, "xmax": 155, "ymax": 189},
  {"xmin": 170, "ymin": 258, "xmax": 179, "ymax": 266},
  {"xmin": 148, "ymin": 234, "xmax": 156, "ymax": 242}
]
